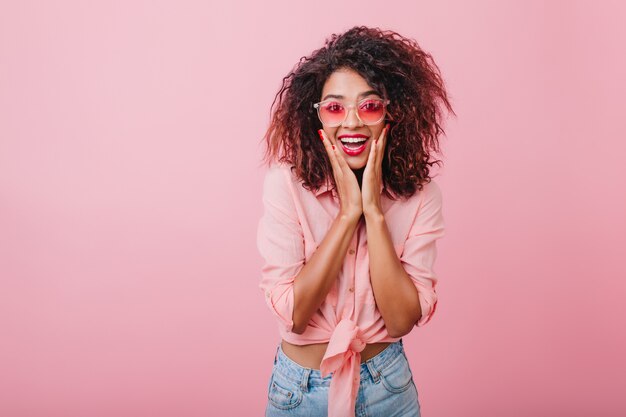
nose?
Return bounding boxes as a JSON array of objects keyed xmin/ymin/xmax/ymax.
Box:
[{"xmin": 342, "ymin": 106, "xmax": 363, "ymax": 128}]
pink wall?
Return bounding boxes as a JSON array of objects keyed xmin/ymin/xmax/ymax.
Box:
[{"xmin": 1, "ymin": 1, "xmax": 625, "ymax": 416}]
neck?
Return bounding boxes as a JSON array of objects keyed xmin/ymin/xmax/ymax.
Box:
[{"xmin": 352, "ymin": 167, "xmax": 364, "ymax": 189}]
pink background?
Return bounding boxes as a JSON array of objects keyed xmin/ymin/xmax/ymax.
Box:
[{"xmin": 1, "ymin": 1, "xmax": 625, "ymax": 416}]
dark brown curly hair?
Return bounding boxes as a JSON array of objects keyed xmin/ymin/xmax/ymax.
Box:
[{"xmin": 260, "ymin": 25, "xmax": 455, "ymax": 200}]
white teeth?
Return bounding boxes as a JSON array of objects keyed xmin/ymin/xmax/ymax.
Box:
[{"xmin": 340, "ymin": 137, "xmax": 368, "ymax": 143}]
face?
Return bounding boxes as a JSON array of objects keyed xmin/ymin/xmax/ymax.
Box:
[{"xmin": 318, "ymin": 68, "xmax": 387, "ymax": 170}]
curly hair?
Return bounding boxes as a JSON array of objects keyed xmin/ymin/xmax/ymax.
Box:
[{"xmin": 260, "ymin": 25, "xmax": 455, "ymax": 199}]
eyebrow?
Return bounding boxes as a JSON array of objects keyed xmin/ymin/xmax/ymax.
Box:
[{"xmin": 321, "ymin": 90, "xmax": 381, "ymax": 101}]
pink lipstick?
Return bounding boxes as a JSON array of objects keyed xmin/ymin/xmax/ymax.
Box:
[{"xmin": 338, "ymin": 134, "xmax": 369, "ymax": 156}]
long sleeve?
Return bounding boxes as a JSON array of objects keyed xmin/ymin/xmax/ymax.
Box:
[
  {"xmin": 400, "ymin": 180, "xmax": 445, "ymax": 327},
  {"xmin": 256, "ymin": 165, "xmax": 305, "ymax": 334}
]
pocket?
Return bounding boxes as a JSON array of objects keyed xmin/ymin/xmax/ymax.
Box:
[
  {"xmin": 267, "ymin": 369, "xmax": 303, "ymax": 410},
  {"xmin": 379, "ymin": 351, "xmax": 414, "ymax": 394}
]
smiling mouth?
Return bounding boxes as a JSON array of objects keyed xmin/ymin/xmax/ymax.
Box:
[
  {"xmin": 339, "ymin": 137, "xmax": 369, "ymax": 149},
  {"xmin": 338, "ymin": 137, "xmax": 369, "ymax": 155}
]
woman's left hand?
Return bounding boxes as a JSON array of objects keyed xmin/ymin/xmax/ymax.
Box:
[{"xmin": 362, "ymin": 123, "xmax": 389, "ymax": 217}]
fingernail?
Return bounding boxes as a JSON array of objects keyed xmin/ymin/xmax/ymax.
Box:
[
  {"xmin": 386, "ymin": 123, "xmax": 390, "ymax": 131},
  {"xmin": 332, "ymin": 144, "xmax": 335, "ymax": 150},
  {"xmin": 317, "ymin": 129, "xmax": 324, "ymax": 141}
]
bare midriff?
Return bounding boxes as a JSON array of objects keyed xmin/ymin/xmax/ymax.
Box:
[{"xmin": 281, "ymin": 339, "xmax": 391, "ymax": 370}]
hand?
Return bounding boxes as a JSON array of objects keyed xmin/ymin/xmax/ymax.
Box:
[
  {"xmin": 362, "ymin": 124, "xmax": 389, "ymax": 217},
  {"xmin": 318, "ymin": 129, "xmax": 362, "ymax": 220}
]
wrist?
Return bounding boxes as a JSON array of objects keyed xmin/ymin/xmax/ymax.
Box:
[
  {"xmin": 338, "ymin": 209, "xmax": 362, "ymax": 224},
  {"xmin": 363, "ymin": 207, "xmax": 384, "ymax": 223},
  {"xmin": 363, "ymin": 203, "xmax": 383, "ymax": 217}
]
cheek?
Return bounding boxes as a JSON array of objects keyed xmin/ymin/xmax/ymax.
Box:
[{"xmin": 327, "ymin": 129, "xmax": 339, "ymax": 142}]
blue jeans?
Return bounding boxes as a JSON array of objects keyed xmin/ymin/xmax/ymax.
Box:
[{"xmin": 265, "ymin": 339, "xmax": 421, "ymax": 417}]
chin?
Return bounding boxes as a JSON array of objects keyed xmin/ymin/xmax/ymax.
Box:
[{"xmin": 347, "ymin": 161, "xmax": 367, "ymax": 171}]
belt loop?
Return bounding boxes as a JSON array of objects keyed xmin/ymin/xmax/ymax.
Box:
[
  {"xmin": 300, "ymin": 368, "xmax": 311, "ymax": 393},
  {"xmin": 274, "ymin": 343, "xmax": 279, "ymax": 364},
  {"xmin": 366, "ymin": 360, "xmax": 380, "ymax": 383}
]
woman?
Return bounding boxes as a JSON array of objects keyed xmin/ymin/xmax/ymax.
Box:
[{"xmin": 257, "ymin": 26, "xmax": 454, "ymax": 417}]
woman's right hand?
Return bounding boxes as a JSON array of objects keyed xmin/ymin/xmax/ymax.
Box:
[{"xmin": 318, "ymin": 129, "xmax": 363, "ymax": 221}]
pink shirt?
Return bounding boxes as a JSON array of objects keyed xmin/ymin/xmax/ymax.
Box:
[{"xmin": 257, "ymin": 162, "xmax": 445, "ymax": 417}]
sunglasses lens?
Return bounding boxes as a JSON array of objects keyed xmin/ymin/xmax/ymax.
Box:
[
  {"xmin": 358, "ymin": 99, "xmax": 385, "ymax": 124},
  {"xmin": 318, "ymin": 101, "xmax": 345, "ymax": 126},
  {"xmin": 317, "ymin": 99, "xmax": 386, "ymax": 126}
]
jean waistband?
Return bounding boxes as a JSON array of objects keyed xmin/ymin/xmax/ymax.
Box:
[{"xmin": 272, "ymin": 339, "xmax": 404, "ymax": 387}]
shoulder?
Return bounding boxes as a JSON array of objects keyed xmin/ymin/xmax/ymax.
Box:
[
  {"xmin": 261, "ymin": 162, "xmax": 300, "ymax": 204},
  {"xmin": 386, "ymin": 179, "xmax": 443, "ymax": 230},
  {"xmin": 262, "ymin": 162, "xmax": 294, "ymax": 189},
  {"xmin": 416, "ymin": 179, "xmax": 444, "ymax": 221},
  {"xmin": 408, "ymin": 179, "xmax": 443, "ymax": 220},
  {"xmin": 263, "ymin": 162, "xmax": 292, "ymax": 182},
  {"xmin": 419, "ymin": 179, "xmax": 443, "ymax": 205},
  {"xmin": 263, "ymin": 162, "xmax": 315, "ymax": 197},
  {"xmin": 396, "ymin": 179, "xmax": 442, "ymax": 208}
]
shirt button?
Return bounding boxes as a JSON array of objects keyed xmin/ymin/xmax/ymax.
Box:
[
  {"xmin": 348, "ymin": 249, "xmax": 355, "ymax": 255},
  {"xmin": 348, "ymin": 287, "xmax": 354, "ymax": 292}
]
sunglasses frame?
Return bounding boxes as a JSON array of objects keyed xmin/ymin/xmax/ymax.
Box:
[{"xmin": 312, "ymin": 97, "xmax": 391, "ymax": 127}]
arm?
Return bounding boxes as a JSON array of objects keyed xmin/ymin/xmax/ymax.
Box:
[
  {"xmin": 291, "ymin": 128, "xmax": 368, "ymax": 334},
  {"xmin": 290, "ymin": 212, "xmax": 359, "ymax": 334},
  {"xmin": 365, "ymin": 181, "xmax": 445, "ymax": 337},
  {"xmin": 257, "ymin": 166, "xmax": 360, "ymax": 335},
  {"xmin": 402, "ymin": 181, "xmax": 445, "ymax": 328},
  {"xmin": 365, "ymin": 211, "xmax": 421, "ymax": 338}
]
